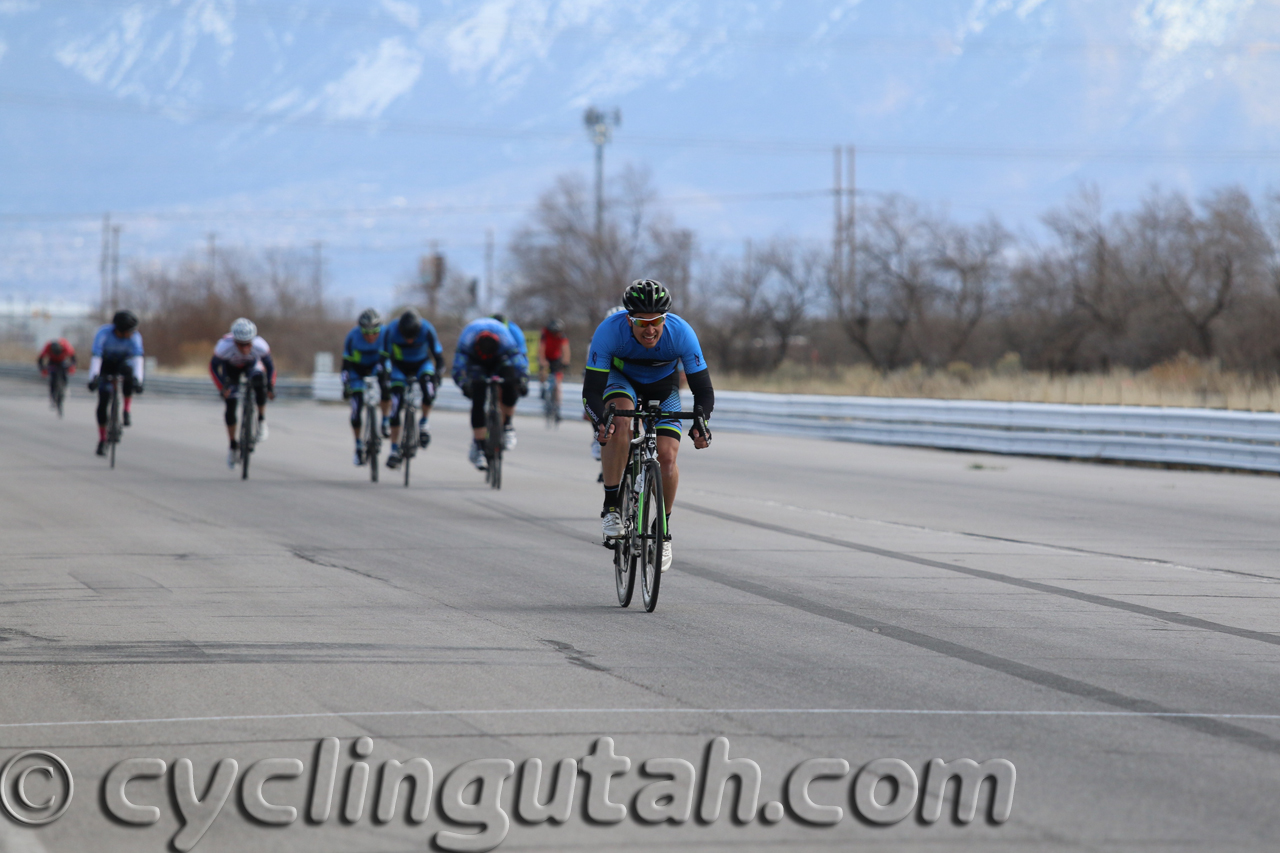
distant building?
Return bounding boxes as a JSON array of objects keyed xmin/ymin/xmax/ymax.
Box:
[{"xmin": 0, "ymin": 297, "xmax": 97, "ymax": 350}]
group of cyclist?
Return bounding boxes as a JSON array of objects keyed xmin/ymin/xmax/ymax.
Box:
[{"xmin": 43, "ymin": 278, "xmax": 713, "ymax": 573}]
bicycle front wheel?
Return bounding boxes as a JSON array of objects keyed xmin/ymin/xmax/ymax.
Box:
[
  {"xmin": 240, "ymin": 390, "xmax": 255, "ymax": 480},
  {"xmin": 108, "ymin": 381, "xmax": 120, "ymax": 469},
  {"xmin": 401, "ymin": 403, "xmax": 416, "ymax": 487},
  {"xmin": 638, "ymin": 459, "xmax": 664, "ymax": 612},
  {"xmin": 53, "ymin": 373, "xmax": 65, "ymax": 418},
  {"xmin": 614, "ymin": 466, "xmax": 636, "ymax": 607}
]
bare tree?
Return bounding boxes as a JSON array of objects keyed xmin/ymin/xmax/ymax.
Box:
[
  {"xmin": 931, "ymin": 216, "xmax": 1009, "ymax": 363},
  {"xmin": 124, "ymin": 246, "xmax": 346, "ymax": 374},
  {"xmin": 506, "ymin": 166, "xmax": 695, "ymax": 325}
]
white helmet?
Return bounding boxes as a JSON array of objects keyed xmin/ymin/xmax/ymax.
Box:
[
  {"xmin": 605, "ymin": 305, "xmax": 626, "ymax": 317},
  {"xmin": 231, "ymin": 318, "xmax": 257, "ymax": 343}
]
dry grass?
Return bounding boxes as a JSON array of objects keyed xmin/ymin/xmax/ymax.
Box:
[{"xmin": 716, "ymin": 353, "xmax": 1280, "ymax": 412}]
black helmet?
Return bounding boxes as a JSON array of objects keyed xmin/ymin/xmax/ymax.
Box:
[
  {"xmin": 49, "ymin": 340, "xmax": 64, "ymax": 357},
  {"xmin": 113, "ymin": 310, "xmax": 139, "ymax": 334},
  {"xmin": 399, "ymin": 309, "xmax": 422, "ymax": 339},
  {"xmin": 548, "ymin": 318, "xmax": 565, "ymax": 334},
  {"xmin": 490, "ymin": 313, "xmax": 507, "ymax": 325},
  {"xmin": 358, "ymin": 308, "xmax": 382, "ymax": 331},
  {"xmin": 474, "ymin": 330, "xmax": 501, "ymax": 359},
  {"xmin": 622, "ymin": 279, "xmax": 671, "ymax": 314}
]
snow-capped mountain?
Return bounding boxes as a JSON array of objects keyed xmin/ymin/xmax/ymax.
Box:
[{"xmin": 1, "ymin": 0, "xmax": 1276, "ymax": 307}]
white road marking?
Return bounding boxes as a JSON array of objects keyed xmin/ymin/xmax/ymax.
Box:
[{"xmin": 0, "ymin": 707, "xmax": 1277, "ymax": 729}]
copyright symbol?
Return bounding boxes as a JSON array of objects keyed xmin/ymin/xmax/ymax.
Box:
[{"xmin": 0, "ymin": 750, "xmax": 73, "ymax": 825}]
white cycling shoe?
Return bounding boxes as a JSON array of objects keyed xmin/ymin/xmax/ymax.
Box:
[
  {"xmin": 256, "ymin": 419, "xmax": 269, "ymax": 442},
  {"xmin": 468, "ymin": 443, "xmax": 487, "ymax": 471},
  {"xmin": 503, "ymin": 426, "xmax": 516, "ymax": 451},
  {"xmin": 226, "ymin": 448, "xmax": 237, "ymax": 469},
  {"xmin": 661, "ymin": 540, "xmax": 672, "ymax": 573},
  {"xmin": 601, "ymin": 511, "xmax": 623, "ymax": 539}
]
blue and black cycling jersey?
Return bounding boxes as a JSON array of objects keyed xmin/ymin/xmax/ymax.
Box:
[
  {"xmin": 378, "ymin": 317, "xmax": 443, "ymax": 374},
  {"xmin": 452, "ymin": 317, "xmax": 526, "ymax": 384},
  {"xmin": 581, "ymin": 311, "xmax": 713, "ymax": 429},
  {"xmin": 342, "ymin": 326, "xmax": 385, "ymax": 373}
]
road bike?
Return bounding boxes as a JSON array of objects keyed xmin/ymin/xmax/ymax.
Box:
[
  {"xmin": 482, "ymin": 374, "xmax": 505, "ymax": 490},
  {"xmin": 236, "ymin": 374, "xmax": 257, "ymax": 480},
  {"xmin": 48, "ymin": 365, "xmax": 68, "ymax": 418},
  {"xmin": 103, "ymin": 375, "xmax": 123, "ymax": 469},
  {"xmin": 359, "ymin": 374, "xmax": 382, "ymax": 483},
  {"xmin": 602, "ymin": 400, "xmax": 710, "ymax": 612},
  {"xmin": 541, "ymin": 369, "xmax": 562, "ymax": 428},
  {"xmin": 398, "ymin": 380, "xmax": 421, "ymax": 488}
]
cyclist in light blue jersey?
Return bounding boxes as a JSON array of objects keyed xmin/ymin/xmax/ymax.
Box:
[
  {"xmin": 380, "ymin": 308, "xmax": 444, "ymax": 470},
  {"xmin": 583, "ymin": 280, "xmax": 713, "ymax": 572},
  {"xmin": 87, "ymin": 310, "xmax": 145, "ymax": 456},
  {"xmin": 453, "ymin": 316, "xmax": 526, "ymax": 469},
  {"xmin": 341, "ymin": 308, "xmax": 391, "ymax": 466}
]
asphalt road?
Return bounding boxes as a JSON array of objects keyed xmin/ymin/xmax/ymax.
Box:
[{"xmin": 1, "ymin": 377, "xmax": 1278, "ymax": 852}]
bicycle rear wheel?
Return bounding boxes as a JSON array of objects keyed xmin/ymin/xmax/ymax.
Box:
[
  {"xmin": 638, "ymin": 459, "xmax": 664, "ymax": 612},
  {"xmin": 240, "ymin": 388, "xmax": 255, "ymax": 480},
  {"xmin": 614, "ymin": 464, "xmax": 636, "ymax": 607},
  {"xmin": 53, "ymin": 372, "xmax": 65, "ymax": 418},
  {"xmin": 484, "ymin": 384, "xmax": 503, "ymax": 490},
  {"xmin": 365, "ymin": 405, "xmax": 380, "ymax": 483}
]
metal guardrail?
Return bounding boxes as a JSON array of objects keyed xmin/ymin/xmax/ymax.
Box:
[
  {"xmin": 705, "ymin": 390, "xmax": 1280, "ymax": 473},
  {"xmin": 9, "ymin": 362, "xmax": 1280, "ymax": 472},
  {"xmin": 0, "ymin": 362, "xmax": 313, "ymax": 399}
]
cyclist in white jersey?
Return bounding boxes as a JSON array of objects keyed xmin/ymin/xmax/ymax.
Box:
[{"xmin": 209, "ymin": 318, "xmax": 276, "ymax": 468}]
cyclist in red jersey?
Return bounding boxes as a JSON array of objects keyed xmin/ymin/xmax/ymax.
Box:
[
  {"xmin": 37, "ymin": 338, "xmax": 77, "ymax": 407},
  {"xmin": 537, "ymin": 319, "xmax": 571, "ymax": 413}
]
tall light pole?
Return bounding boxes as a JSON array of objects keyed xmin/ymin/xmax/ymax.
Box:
[
  {"xmin": 583, "ymin": 106, "xmax": 621, "ymax": 242},
  {"xmin": 110, "ymin": 225, "xmax": 122, "ymax": 314},
  {"xmin": 100, "ymin": 214, "xmax": 111, "ymax": 320}
]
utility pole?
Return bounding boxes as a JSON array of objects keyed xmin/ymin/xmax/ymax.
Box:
[
  {"xmin": 833, "ymin": 146, "xmax": 844, "ymax": 291},
  {"xmin": 207, "ymin": 233, "xmax": 217, "ymax": 288},
  {"xmin": 583, "ymin": 107, "xmax": 621, "ymax": 242},
  {"xmin": 313, "ymin": 241, "xmax": 324, "ymax": 298},
  {"xmin": 100, "ymin": 214, "xmax": 111, "ymax": 320},
  {"xmin": 484, "ymin": 228, "xmax": 494, "ymax": 315},
  {"xmin": 110, "ymin": 225, "xmax": 121, "ymax": 314},
  {"xmin": 846, "ymin": 145, "xmax": 856, "ymax": 297}
]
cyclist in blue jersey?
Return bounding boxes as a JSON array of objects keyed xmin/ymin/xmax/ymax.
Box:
[
  {"xmin": 381, "ymin": 308, "xmax": 444, "ymax": 470},
  {"xmin": 87, "ymin": 310, "xmax": 145, "ymax": 456},
  {"xmin": 452, "ymin": 316, "xmax": 527, "ymax": 469},
  {"xmin": 341, "ymin": 308, "xmax": 392, "ymax": 466},
  {"xmin": 583, "ymin": 280, "xmax": 713, "ymax": 572}
]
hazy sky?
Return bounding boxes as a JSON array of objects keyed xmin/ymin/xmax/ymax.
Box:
[{"xmin": 2, "ymin": 0, "xmax": 1277, "ymax": 309}]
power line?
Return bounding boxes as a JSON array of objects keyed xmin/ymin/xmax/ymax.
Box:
[
  {"xmin": 5, "ymin": 88, "xmax": 1280, "ymax": 162},
  {"xmin": 0, "ymin": 190, "xmax": 835, "ymax": 224}
]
